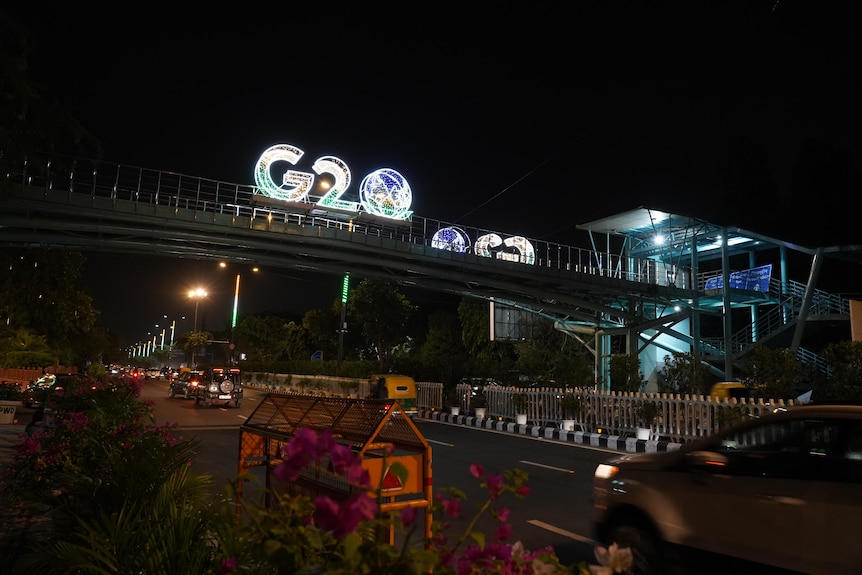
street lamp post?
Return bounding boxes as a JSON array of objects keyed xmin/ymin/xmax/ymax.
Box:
[
  {"xmin": 189, "ymin": 288, "xmax": 207, "ymax": 368},
  {"xmin": 219, "ymin": 262, "xmax": 259, "ymax": 363}
]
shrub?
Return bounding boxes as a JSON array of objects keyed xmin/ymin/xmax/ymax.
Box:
[
  {"xmin": 2, "ymin": 377, "xmax": 633, "ymax": 574},
  {"xmin": 0, "ymin": 381, "xmax": 23, "ymax": 401}
]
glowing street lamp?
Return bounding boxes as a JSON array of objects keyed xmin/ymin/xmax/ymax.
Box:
[{"xmin": 188, "ymin": 288, "xmax": 208, "ymax": 332}]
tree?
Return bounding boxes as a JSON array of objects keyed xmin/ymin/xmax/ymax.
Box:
[
  {"xmin": 419, "ymin": 310, "xmax": 468, "ymax": 385},
  {"xmin": 608, "ymin": 354, "xmax": 643, "ymax": 393},
  {"xmin": 739, "ymin": 345, "xmax": 807, "ymax": 400},
  {"xmin": 178, "ymin": 331, "xmax": 212, "ymax": 367},
  {"xmin": 347, "ymin": 279, "xmax": 415, "ymax": 371},
  {"xmin": 457, "ymin": 297, "xmax": 517, "ymax": 383},
  {"xmin": 282, "ymin": 321, "xmax": 311, "ymax": 361},
  {"xmin": 302, "ymin": 304, "xmax": 339, "ymax": 360},
  {"xmin": 0, "ymin": 327, "xmax": 54, "ymax": 368},
  {"xmin": 513, "ymin": 317, "xmax": 594, "ymax": 388},
  {"xmin": 658, "ymin": 351, "xmax": 710, "ymax": 395},
  {"xmin": 820, "ymin": 341, "xmax": 862, "ymax": 400},
  {"xmin": 235, "ymin": 315, "xmax": 291, "ymax": 362},
  {"xmin": 0, "ymin": 248, "xmax": 98, "ymax": 354}
]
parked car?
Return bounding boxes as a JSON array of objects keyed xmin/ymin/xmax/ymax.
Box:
[
  {"xmin": 168, "ymin": 370, "xmax": 203, "ymax": 400},
  {"xmin": 21, "ymin": 374, "xmax": 59, "ymax": 408},
  {"xmin": 194, "ymin": 367, "xmax": 243, "ymax": 408},
  {"xmin": 591, "ymin": 403, "xmax": 862, "ymax": 575}
]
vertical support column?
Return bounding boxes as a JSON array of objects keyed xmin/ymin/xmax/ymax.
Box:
[
  {"xmin": 721, "ymin": 229, "xmax": 733, "ymax": 379},
  {"xmin": 790, "ymin": 247, "xmax": 824, "ymax": 352}
]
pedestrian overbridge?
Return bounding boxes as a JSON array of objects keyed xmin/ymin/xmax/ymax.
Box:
[{"xmin": 0, "ymin": 153, "xmax": 855, "ymax": 383}]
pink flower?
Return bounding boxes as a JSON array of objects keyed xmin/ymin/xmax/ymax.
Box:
[
  {"xmin": 313, "ymin": 493, "xmax": 378, "ymax": 538},
  {"xmin": 317, "ymin": 427, "xmax": 335, "ymax": 453},
  {"xmin": 329, "ymin": 443, "xmax": 356, "ymax": 474},
  {"xmin": 516, "ymin": 484, "xmax": 530, "ymax": 497},
  {"xmin": 346, "ymin": 464, "xmax": 371, "ymax": 488},
  {"xmin": 219, "ymin": 556, "xmax": 238, "ymax": 574},
  {"xmin": 313, "ymin": 495, "xmax": 342, "ymax": 532},
  {"xmin": 470, "ymin": 463, "xmax": 484, "ymax": 478},
  {"xmin": 486, "ymin": 473, "xmax": 504, "ymax": 499},
  {"xmin": 440, "ymin": 497, "xmax": 462, "ymax": 518},
  {"xmin": 343, "ymin": 492, "xmax": 378, "ymax": 524},
  {"xmin": 496, "ymin": 507, "xmax": 511, "ymax": 522},
  {"xmin": 285, "ymin": 427, "xmax": 320, "ymax": 460},
  {"xmin": 275, "ymin": 428, "xmax": 320, "ymax": 481},
  {"xmin": 400, "ymin": 505, "xmax": 417, "ymax": 527},
  {"xmin": 494, "ymin": 522, "xmax": 512, "ymax": 541}
]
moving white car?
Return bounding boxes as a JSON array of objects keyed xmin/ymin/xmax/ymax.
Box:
[{"xmin": 592, "ymin": 404, "xmax": 862, "ymax": 575}]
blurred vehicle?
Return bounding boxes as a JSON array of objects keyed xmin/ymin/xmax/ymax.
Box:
[
  {"xmin": 21, "ymin": 373, "xmax": 96, "ymax": 408},
  {"xmin": 169, "ymin": 370, "xmax": 203, "ymax": 400},
  {"xmin": 146, "ymin": 368, "xmax": 162, "ymax": 380},
  {"xmin": 369, "ymin": 374, "xmax": 416, "ymax": 415},
  {"xmin": 126, "ymin": 367, "xmax": 145, "ymax": 381},
  {"xmin": 710, "ymin": 381, "xmax": 750, "ymax": 400},
  {"xmin": 461, "ymin": 377, "xmax": 501, "ymax": 399},
  {"xmin": 592, "ymin": 404, "xmax": 862, "ymax": 575},
  {"xmin": 22, "ymin": 374, "xmax": 59, "ymax": 408},
  {"xmin": 194, "ymin": 367, "xmax": 243, "ymax": 408}
]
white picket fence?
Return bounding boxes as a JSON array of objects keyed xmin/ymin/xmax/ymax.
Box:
[
  {"xmin": 242, "ymin": 373, "xmax": 794, "ymax": 444},
  {"xmin": 446, "ymin": 383, "xmax": 797, "ymax": 443}
]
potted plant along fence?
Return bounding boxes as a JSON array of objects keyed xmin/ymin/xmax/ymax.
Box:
[
  {"xmin": 634, "ymin": 400, "xmax": 661, "ymax": 440},
  {"xmin": 559, "ymin": 392, "xmax": 582, "ymax": 431},
  {"xmin": 512, "ymin": 392, "xmax": 529, "ymax": 425},
  {"xmin": 472, "ymin": 390, "xmax": 487, "ymax": 419}
]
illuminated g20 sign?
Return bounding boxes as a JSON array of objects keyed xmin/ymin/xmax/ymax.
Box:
[
  {"xmin": 254, "ymin": 143, "xmax": 535, "ymax": 265},
  {"xmin": 254, "ymin": 143, "xmax": 412, "ymax": 220},
  {"xmin": 431, "ymin": 227, "xmax": 536, "ymax": 265}
]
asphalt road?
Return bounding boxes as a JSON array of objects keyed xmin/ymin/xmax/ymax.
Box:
[{"xmin": 141, "ymin": 378, "xmax": 614, "ymax": 568}]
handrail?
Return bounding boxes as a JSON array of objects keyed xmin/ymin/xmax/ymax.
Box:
[{"xmin": 3, "ymin": 153, "xmax": 678, "ymax": 288}]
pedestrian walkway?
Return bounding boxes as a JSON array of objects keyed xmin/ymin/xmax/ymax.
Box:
[{"xmin": 418, "ymin": 409, "xmax": 684, "ymax": 453}]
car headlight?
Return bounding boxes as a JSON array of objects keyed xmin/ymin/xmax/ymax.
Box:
[{"xmin": 594, "ymin": 463, "xmax": 619, "ymax": 480}]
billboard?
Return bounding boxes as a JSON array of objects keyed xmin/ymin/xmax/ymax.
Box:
[{"xmin": 704, "ymin": 264, "xmax": 772, "ymax": 292}]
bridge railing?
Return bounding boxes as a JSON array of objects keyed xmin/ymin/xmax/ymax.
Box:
[{"xmin": 6, "ymin": 153, "xmax": 683, "ymax": 290}]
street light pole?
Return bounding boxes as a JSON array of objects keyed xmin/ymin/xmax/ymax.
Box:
[
  {"xmin": 219, "ymin": 262, "xmax": 259, "ymax": 364},
  {"xmin": 188, "ymin": 288, "xmax": 207, "ymax": 369}
]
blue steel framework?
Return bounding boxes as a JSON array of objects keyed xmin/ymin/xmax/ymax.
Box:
[{"xmin": 0, "ymin": 154, "xmax": 856, "ymax": 386}]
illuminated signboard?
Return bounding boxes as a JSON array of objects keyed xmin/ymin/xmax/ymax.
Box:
[
  {"xmin": 254, "ymin": 144, "xmax": 411, "ymax": 220},
  {"xmin": 704, "ymin": 264, "xmax": 772, "ymax": 291},
  {"xmin": 254, "ymin": 143, "xmax": 535, "ymax": 265}
]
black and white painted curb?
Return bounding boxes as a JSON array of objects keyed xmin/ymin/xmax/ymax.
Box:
[{"xmin": 418, "ymin": 410, "xmax": 684, "ymax": 453}]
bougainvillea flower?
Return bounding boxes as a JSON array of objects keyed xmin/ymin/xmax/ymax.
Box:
[{"xmin": 470, "ymin": 463, "xmax": 484, "ymax": 478}]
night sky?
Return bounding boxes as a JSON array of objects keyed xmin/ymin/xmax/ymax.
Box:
[{"xmin": 6, "ymin": 3, "xmax": 861, "ymax": 345}]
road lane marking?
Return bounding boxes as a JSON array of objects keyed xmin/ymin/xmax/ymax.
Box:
[
  {"xmin": 528, "ymin": 520, "xmax": 596, "ymax": 544},
  {"xmin": 519, "ymin": 460, "xmax": 575, "ymax": 474},
  {"xmin": 428, "ymin": 439, "xmax": 455, "ymax": 447}
]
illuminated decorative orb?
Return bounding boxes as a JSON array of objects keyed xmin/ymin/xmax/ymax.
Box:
[
  {"xmin": 359, "ymin": 168, "xmax": 413, "ymax": 220},
  {"xmin": 432, "ymin": 227, "xmax": 470, "ymax": 253}
]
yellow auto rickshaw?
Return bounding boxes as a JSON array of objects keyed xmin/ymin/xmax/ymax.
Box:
[
  {"xmin": 369, "ymin": 374, "xmax": 417, "ymax": 415},
  {"xmin": 710, "ymin": 381, "xmax": 750, "ymax": 400}
]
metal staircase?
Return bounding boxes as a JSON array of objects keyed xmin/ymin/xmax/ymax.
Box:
[{"xmin": 701, "ymin": 277, "xmax": 850, "ymax": 372}]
